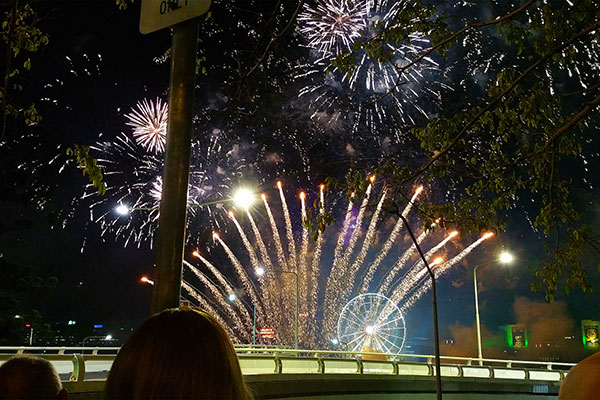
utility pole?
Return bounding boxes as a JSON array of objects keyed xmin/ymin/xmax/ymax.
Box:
[{"xmin": 151, "ymin": 18, "xmax": 199, "ymax": 313}]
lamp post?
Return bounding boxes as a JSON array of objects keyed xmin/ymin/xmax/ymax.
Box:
[
  {"xmin": 473, "ymin": 250, "xmax": 514, "ymax": 366},
  {"xmin": 398, "ymin": 215, "xmax": 442, "ymax": 400},
  {"xmin": 82, "ymin": 335, "xmax": 112, "ymax": 347},
  {"xmin": 281, "ymin": 269, "xmax": 299, "ymax": 350},
  {"xmin": 227, "ymin": 292, "xmax": 258, "ymax": 346},
  {"xmin": 256, "ymin": 265, "xmax": 298, "ymax": 349},
  {"xmin": 252, "ymin": 303, "xmax": 256, "ymax": 346}
]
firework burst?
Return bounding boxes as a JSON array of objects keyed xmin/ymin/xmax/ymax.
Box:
[
  {"xmin": 296, "ymin": 0, "xmax": 446, "ymax": 142},
  {"xmin": 298, "ymin": 0, "xmax": 368, "ymax": 55},
  {"xmin": 84, "ymin": 111, "xmax": 249, "ymax": 248},
  {"xmin": 185, "ymin": 180, "xmax": 493, "ymax": 348},
  {"xmin": 125, "ymin": 98, "xmax": 168, "ymax": 154}
]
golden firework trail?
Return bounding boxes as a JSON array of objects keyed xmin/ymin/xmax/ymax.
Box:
[{"xmin": 186, "ymin": 181, "xmax": 492, "ymax": 348}]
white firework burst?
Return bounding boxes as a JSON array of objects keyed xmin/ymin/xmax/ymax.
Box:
[
  {"xmin": 298, "ymin": 0, "xmax": 369, "ymax": 55},
  {"xmin": 125, "ymin": 98, "xmax": 168, "ymax": 154},
  {"xmin": 83, "ymin": 125, "xmax": 249, "ymax": 248},
  {"xmin": 297, "ymin": 0, "xmax": 445, "ymax": 141}
]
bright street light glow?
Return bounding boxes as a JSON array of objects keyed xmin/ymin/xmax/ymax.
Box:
[
  {"xmin": 228, "ymin": 293, "xmax": 237, "ymax": 302},
  {"xmin": 431, "ymin": 257, "xmax": 444, "ymax": 266},
  {"xmin": 365, "ymin": 325, "xmax": 375, "ymax": 335},
  {"xmin": 233, "ymin": 189, "xmax": 255, "ymax": 209},
  {"xmin": 115, "ymin": 204, "xmax": 130, "ymax": 215},
  {"xmin": 256, "ymin": 267, "xmax": 265, "ymax": 276},
  {"xmin": 105, "ymin": 335, "xmax": 112, "ymax": 341},
  {"xmin": 140, "ymin": 276, "xmax": 154, "ymax": 285},
  {"xmin": 499, "ymin": 251, "xmax": 514, "ymax": 264}
]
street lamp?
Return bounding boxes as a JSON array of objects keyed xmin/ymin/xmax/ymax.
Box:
[
  {"xmin": 281, "ymin": 269, "xmax": 299, "ymax": 350},
  {"xmin": 499, "ymin": 251, "xmax": 514, "ymax": 264},
  {"xmin": 115, "ymin": 204, "xmax": 130, "ymax": 215},
  {"xmin": 140, "ymin": 276, "xmax": 154, "ymax": 285},
  {"xmin": 264, "ymin": 267, "xmax": 299, "ymax": 349},
  {"xmin": 473, "ymin": 249, "xmax": 514, "ymax": 365},
  {"xmin": 398, "ymin": 214, "xmax": 442, "ymax": 400},
  {"xmin": 82, "ymin": 335, "xmax": 113, "ymax": 347},
  {"xmin": 227, "ymin": 292, "xmax": 258, "ymax": 346},
  {"xmin": 116, "ymin": 188, "xmax": 257, "ymax": 217},
  {"xmin": 233, "ymin": 188, "xmax": 255, "ymax": 209}
]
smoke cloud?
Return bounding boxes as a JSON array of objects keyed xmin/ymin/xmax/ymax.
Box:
[{"xmin": 441, "ymin": 296, "xmax": 588, "ymax": 363}]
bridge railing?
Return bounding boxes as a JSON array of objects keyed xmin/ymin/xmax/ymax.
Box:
[
  {"xmin": 0, "ymin": 346, "xmax": 575, "ymax": 384},
  {"xmin": 232, "ymin": 347, "xmax": 575, "ymax": 382}
]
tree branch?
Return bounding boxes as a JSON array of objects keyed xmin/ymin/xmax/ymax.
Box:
[
  {"xmin": 374, "ymin": 0, "xmax": 536, "ymax": 103},
  {"xmin": 1, "ymin": 0, "xmax": 18, "ymax": 140},
  {"xmin": 409, "ymin": 20, "xmax": 600, "ymax": 182},
  {"xmin": 234, "ymin": 1, "xmax": 305, "ymax": 101},
  {"xmin": 537, "ymin": 92, "xmax": 600, "ymax": 154}
]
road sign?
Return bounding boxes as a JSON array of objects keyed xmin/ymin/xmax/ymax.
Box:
[
  {"xmin": 259, "ymin": 328, "xmax": 275, "ymax": 339},
  {"xmin": 140, "ymin": 0, "xmax": 211, "ymax": 34}
]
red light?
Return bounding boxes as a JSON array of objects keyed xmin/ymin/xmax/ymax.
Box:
[{"xmin": 25, "ymin": 324, "xmax": 31, "ymax": 328}]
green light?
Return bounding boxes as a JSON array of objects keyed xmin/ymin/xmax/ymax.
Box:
[
  {"xmin": 582, "ymin": 320, "xmax": 600, "ymax": 349},
  {"xmin": 506, "ymin": 325, "xmax": 513, "ymax": 347}
]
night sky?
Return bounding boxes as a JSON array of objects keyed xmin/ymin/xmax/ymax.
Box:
[{"xmin": 1, "ymin": 0, "xmax": 599, "ymax": 361}]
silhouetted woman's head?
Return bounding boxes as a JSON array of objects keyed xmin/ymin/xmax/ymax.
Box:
[{"xmin": 104, "ymin": 308, "xmax": 252, "ymax": 399}]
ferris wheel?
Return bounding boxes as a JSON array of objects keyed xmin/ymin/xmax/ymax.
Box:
[{"xmin": 337, "ymin": 293, "xmax": 406, "ymax": 356}]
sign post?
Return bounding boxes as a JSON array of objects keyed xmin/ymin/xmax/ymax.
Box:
[
  {"xmin": 140, "ymin": 0, "xmax": 211, "ymax": 35},
  {"xmin": 140, "ymin": 1, "xmax": 211, "ymax": 314}
]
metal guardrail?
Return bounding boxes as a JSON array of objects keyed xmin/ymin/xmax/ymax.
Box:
[{"xmin": 0, "ymin": 346, "xmax": 575, "ymax": 383}]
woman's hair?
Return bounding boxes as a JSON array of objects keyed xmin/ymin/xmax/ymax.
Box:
[
  {"xmin": 0, "ymin": 355, "xmax": 63, "ymax": 399},
  {"xmin": 104, "ymin": 308, "xmax": 252, "ymax": 399}
]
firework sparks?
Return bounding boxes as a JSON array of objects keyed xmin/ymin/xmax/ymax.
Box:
[
  {"xmin": 360, "ymin": 185, "xmax": 423, "ymax": 293},
  {"xmin": 188, "ymin": 179, "xmax": 493, "ymax": 348},
  {"xmin": 398, "ymin": 233, "xmax": 494, "ymax": 312},
  {"xmin": 183, "ymin": 260, "xmax": 252, "ymax": 335},
  {"xmin": 181, "ymin": 280, "xmax": 241, "ymax": 342},
  {"xmin": 82, "ymin": 120, "xmax": 247, "ymax": 248},
  {"xmin": 125, "ymin": 98, "xmax": 168, "ymax": 154},
  {"xmin": 297, "ymin": 0, "xmax": 445, "ymax": 142},
  {"xmin": 298, "ymin": 0, "xmax": 368, "ymax": 55}
]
